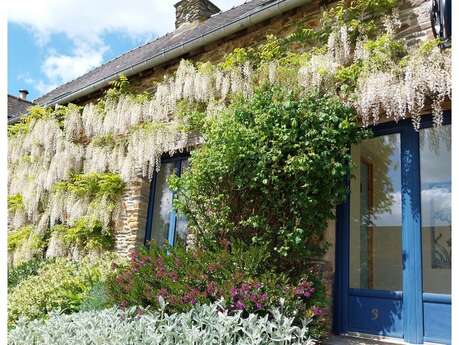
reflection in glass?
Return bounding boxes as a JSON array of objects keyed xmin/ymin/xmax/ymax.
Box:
[
  {"xmin": 421, "ymin": 125, "xmax": 451, "ymax": 294},
  {"xmin": 150, "ymin": 162, "xmax": 175, "ymax": 246},
  {"xmin": 350, "ymin": 134, "xmax": 402, "ymax": 291},
  {"xmin": 175, "ymin": 160, "xmax": 189, "ymax": 246}
]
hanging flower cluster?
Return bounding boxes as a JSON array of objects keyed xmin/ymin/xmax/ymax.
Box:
[{"xmin": 355, "ymin": 43, "xmax": 451, "ymax": 129}]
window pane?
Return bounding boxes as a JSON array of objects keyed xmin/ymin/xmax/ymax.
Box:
[
  {"xmin": 349, "ymin": 134, "xmax": 402, "ymax": 291},
  {"xmin": 150, "ymin": 162, "xmax": 175, "ymax": 247},
  {"xmin": 421, "ymin": 125, "xmax": 451, "ymax": 294},
  {"xmin": 175, "ymin": 159, "xmax": 189, "ymax": 246}
]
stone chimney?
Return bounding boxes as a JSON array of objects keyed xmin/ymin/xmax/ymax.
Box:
[
  {"xmin": 174, "ymin": 0, "xmax": 221, "ymax": 29},
  {"xmin": 18, "ymin": 89, "xmax": 29, "ymax": 100}
]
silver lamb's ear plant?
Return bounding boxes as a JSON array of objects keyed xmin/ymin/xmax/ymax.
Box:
[{"xmin": 8, "ymin": 302, "xmax": 317, "ymax": 345}]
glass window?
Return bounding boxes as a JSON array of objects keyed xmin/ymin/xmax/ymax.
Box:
[
  {"xmin": 175, "ymin": 159, "xmax": 189, "ymax": 246},
  {"xmin": 147, "ymin": 157, "xmax": 188, "ymax": 247},
  {"xmin": 349, "ymin": 134, "xmax": 403, "ymax": 291},
  {"xmin": 420, "ymin": 125, "xmax": 451, "ymax": 294}
]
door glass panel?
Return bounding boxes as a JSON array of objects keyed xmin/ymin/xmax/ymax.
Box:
[
  {"xmin": 175, "ymin": 159, "xmax": 189, "ymax": 246},
  {"xmin": 350, "ymin": 134, "xmax": 402, "ymax": 290},
  {"xmin": 150, "ymin": 162, "xmax": 176, "ymax": 246},
  {"xmin": 420, "ymin": 125, "xmax": 451, "ymax": 294}
]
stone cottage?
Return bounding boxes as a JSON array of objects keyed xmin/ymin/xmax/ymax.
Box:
[{"xmin": 18, "ymin": 0, "xmax": 452, "ymax": 343}]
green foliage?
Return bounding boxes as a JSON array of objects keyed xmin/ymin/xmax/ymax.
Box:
[
  {"xmin": 286, "ymin": 0, "xmax": 397, "ymax": 50},
  {"xmin": 170, "ymin": 86, "xmax": 365, "ymax": 268},
  {"xmin": 258, "ymin": 34, "xmax": 285, "ymax": 62},
  {"xmin": 8, "ymin": 255, "xmax": 120, "ymax": 326},
  {"xmin": 8, "ymin": 259, "xmax": 52, "ymax": 290},
  {"xmin": 8, "ymin": 103, "xmax": 81, "ymax": 136},
  {"xmin": 105, "ymin": 74, "xmax": 131, "ymax": 100},
  {"xmin": 53, "ymin": 218, "xmax": 114, "ymax": 251},
  {"xmin": 79, "ymin": 282, "xmax": 112, "ymax": 312},
  {"xmin": 7, "ymin": 121, "xmax": 30, "ymax": 137},
  {"xmin": 362, "ymin": 34, "xmax": 407, "ymax": 71},
  {"xmin": 176, "ymin": 100, "xmax": 207, "ymax": 132},
  {"xmin": 418, "ymin": 38, "xmax": 442, "ymax": 56},
  {"xmin": 335, "ymin": 62, "xmax": 363, "ymax": 95},
  {"xmin": 129, "ymin": 120, "xmax": 167, "ymax": 134},
  {"xmin": 53, "ymin": 172, "xmax": 125, "ymax": 200},
  {"xmin": 59, "ymin": 217, "xmax": 115, "ymax": 250},
  {"xmin": 220, "ymin": 47, "xmax": 255, "ymax": 70},
  {"xmin": 102, "ymin": 74, "xmax": 151, "ymax": 105},
  {"xmin": 8, "ymin": 106, "xmax": 53, "ymax": 137},
  {"xmin": 220, "ymin": 34, "xmax": 290, "ymax": 69},
  {"xmin": 8, "ymin": 194, "xmax": 24, "ymax": 211},
  {"xmin": 91, "ymin": 134, "xmax": 116, "ymax": 148},
  {"xmin": 321, "ymin": 0, "xmax": 397, "ymax": 33},
  {"xmin": 8, "ymin": 226, "xmax": 33, "ymax": 251}
]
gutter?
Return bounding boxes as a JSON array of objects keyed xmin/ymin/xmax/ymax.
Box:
[{"xmin": 43, "ymin": 0, "xmax": 311, "ymax": 106}]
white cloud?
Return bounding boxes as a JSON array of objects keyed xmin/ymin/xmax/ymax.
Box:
[
  {"xmin": 370, "ymin": 186, "xmax": 451, "ymax": 227},
  {"xmin": 8, "ymin": 0, "xmax": 246, "ymax": 95},
  {"xmin": 43, "ymin": 43, "xmax": 107, "ymax": 84}
]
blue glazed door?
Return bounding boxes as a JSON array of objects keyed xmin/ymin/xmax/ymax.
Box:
[
  {"xmin": 338, "ymin": 116, "xmax": 451, "ymax": 344},
  {"xmin": 348, "ymin": 132, "xmax": 404, "ymax": 338}
]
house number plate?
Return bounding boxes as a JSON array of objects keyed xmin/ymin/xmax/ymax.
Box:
[{"xmin": 371, "ymin": 308, "xmax": 379, "ymax": 320}]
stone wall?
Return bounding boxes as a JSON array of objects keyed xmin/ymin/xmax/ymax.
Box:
[{"xmin": 114, "ymin": 177, "xmax": 151, "ymax": 257}]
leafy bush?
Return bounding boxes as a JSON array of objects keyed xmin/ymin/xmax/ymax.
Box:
[
  {"xmin": 8, "ymin": 254, "xmax": 121, "ymax": 326},
  {"xmin": 8, "ymin": 194, "xmax": 24, "ymax": 211},
  {"xmin": 53, "ymin": 172, "xmax": 125, "ymax": 199},
  {"xmin": 170, "ymin": 86, "xmax": 365, "ymax": 270},
  {"xmin": 9, "ymin": 301, "xmax": 317, "ymax": 345},
  {"xmin": 52, "ymin": 218, "xmax": 114, "ymax": 251},
  {"xmin": 108, "ymin": 244, "xmax": 328, "ymax": 339},
  {"xmin": 8, "ymin": 226, "xmax": 33, "ymax": 251},
  {"xmin": 8, "ymin": 259, "xmax": 51, "ymax": 290}
]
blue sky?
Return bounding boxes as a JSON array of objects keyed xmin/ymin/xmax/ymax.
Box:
[{"xmin": 8, "ymin": 0, "xmax": 246, "ymax": 101}]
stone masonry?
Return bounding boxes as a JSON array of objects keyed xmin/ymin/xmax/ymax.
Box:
[{"xmin": 174, "ymin": 0, "xmax": 221, "ymax": 29}]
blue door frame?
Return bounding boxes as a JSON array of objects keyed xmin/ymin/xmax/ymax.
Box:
[
  {"xmin": 144, "ymin": 153, "xmax": 189, "ymax": 247},
  {"xmin": 334, "ymin": 113, "xmax": 451, "ymax": 344}
]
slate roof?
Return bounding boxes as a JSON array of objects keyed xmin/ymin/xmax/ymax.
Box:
[
  {"xmin": 35, "ymin": 0, "xmax": 279, "ymax": 106},
  {"xmin": 8, "ymin": 95, "xmax": 34, "ymax": 123}
]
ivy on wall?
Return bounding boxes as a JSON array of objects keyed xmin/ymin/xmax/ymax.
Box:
[{"xmin": 7, "ymin": 0, "xmax": 451, "ymax": 264}]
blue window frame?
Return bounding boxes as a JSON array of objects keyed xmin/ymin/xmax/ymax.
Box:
[
  {"xmin": 334, "ymin": 112, "xmax": 451, "ymax": 344},
  {"xmin": 144, "ymin": 154, "xmax": 189, "ymax": 247}
]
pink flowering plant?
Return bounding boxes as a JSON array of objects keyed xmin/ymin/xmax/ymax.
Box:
[{"xmin": 108, "ymin": 241, "xmax": 328, "ymax": 338}]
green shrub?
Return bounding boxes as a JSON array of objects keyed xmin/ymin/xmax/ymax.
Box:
[
  {"xmin": 8, "ymin": 194, "xmax": 24, "ymax": 211},
  {"xmin": 8, "ymin": 254, "xmax": 121, "ymax": 326},
  {"xmin": 53, "ymin": 218, "xmax": 114, "ymax": 251},
  {"xmin": 8, "ymin": 226, "xmax": 33, "ymax": 251},
  {"xmin": 170, "ymin": 86, "xmax": 365, "ymax": 270},
  {"xmin": 53, "ymin": 172, "xmax": 125, "ymax": 199},
  {"xmin": 8, "ymin": 259, "xmax": 51, "ymax": 290}
]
